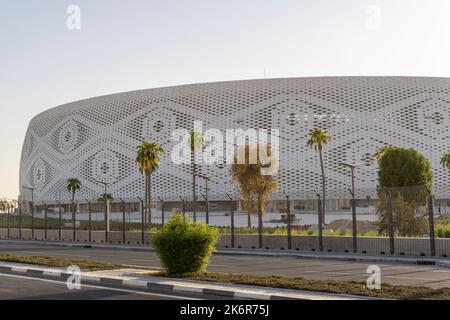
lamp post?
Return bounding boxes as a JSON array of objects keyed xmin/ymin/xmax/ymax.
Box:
[
  {"xmin": 283, "ymin": 191, "xmax": 292, "ymax": 250},
  {"xmin": 339, "ymin": 162, "xmax": 363, "ymax": 253},
  {"xmin": 226, "ymin": 193, "xmax": 235, "ymax": 248},
  {"xmin": 425, "ymin": 186, "xmax": 436, "ymax": 257},
  {"xmin": 137, "ymin": 196, "xmax": 145, "ymax": 244},
  {"xmin": 23, "ymin": 185, "xmax": 35, "ymax": 239},
  {"xmin": 195, "ymin": 173, "xmax": 209, "ymax": 223},
  {"xmin": 86, "ymin": 199, "xmax": 92, "ymax": 243},
  {"xmin": 120, "ymin": 198, "xmax": 126, "ymax": 244},
  {"xmin": 95, "ymin": 180, "xmax": 115, "ymax": 242}
]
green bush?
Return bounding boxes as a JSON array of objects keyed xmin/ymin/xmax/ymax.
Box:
[{"xmin": 152, "ymin": 214, "xmax": 220, "ymax": 274}]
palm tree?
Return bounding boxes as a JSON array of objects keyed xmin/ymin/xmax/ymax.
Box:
[
  {"xmin": 190, "ymin": 131, "xmax": 205, "ymax": 222},
  {"xmin": 67, "ymin": 178, "xmax": 81, "ymax": 225},
  {"xmin": 231, "ymin": 144, "xmax": 279, "ymax": 228},
  {"xmin": 98, "ymin": 193, "xmax": 114, "ymax": 202},
  {"xmin": 307, "ymin": 128, "xmax": 332, "ymax": 221},
  {"xmin": 441, "ymin": 152, "xmax": 450, "ymax": 170},
  {"xmin": 136, "ymin": 141, "xmax": 164, "ymax": 225},
  {"xmin": 67, "ymin": 178, "xmax": 81, "ymax": 204}
]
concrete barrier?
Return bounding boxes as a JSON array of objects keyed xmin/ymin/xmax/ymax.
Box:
[{"xmin": 0, "ymin": 227, "xmax": 447, "ymax": 257}]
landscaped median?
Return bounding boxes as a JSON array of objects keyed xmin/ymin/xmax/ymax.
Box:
[
  {"xmin": 148, "ymin": 271, "xmax": 450, "ymax": 300},
  {"xmin": 1, "ymin": 253, "xmax": 450, "ymax": 300},
  {"xmin": 0, "ymin": 254, "xmax": 365, "ymax": 300}
]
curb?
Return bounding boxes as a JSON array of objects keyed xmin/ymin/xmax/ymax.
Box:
[
  {"xmin": 0, "ymin": 262, "xmax": 372, "ymax": 300},
  {"xmin": 0, "ymin": 239, "xmax": 447, "ymax": 267}
]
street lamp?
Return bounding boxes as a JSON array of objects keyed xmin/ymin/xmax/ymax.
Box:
[
  {"xmin": 95, "ymin": 180, "xmax": 115, "ymax": 236},
  {"xmin": 22, "ymin": 185, "xmax": 35, "ymax": 239},
  {"xmin": 339, "ymin": 162, "xmax": 363, "ymax": 253}
]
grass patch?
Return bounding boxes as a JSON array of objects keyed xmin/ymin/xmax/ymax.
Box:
[
  {"xmin": 0, "ymin": 253, "xmax": 124, "ymax": 271},
  {"xmin": 0, "ymin": 216, "xmax": 160, "ymax": 232},
  {"xmin": 150, "ymin": 271, "xmax": 450, "ymax": 300}
]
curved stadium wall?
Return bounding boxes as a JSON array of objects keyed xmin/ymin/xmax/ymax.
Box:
[{"xmin": 19, "ymin": 77, "xmax": 450, "ymax": 203}]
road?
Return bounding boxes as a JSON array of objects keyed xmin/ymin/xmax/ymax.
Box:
[
  {"xmin": 0, "ymin": 273, "xmax": 200, "ymax": 300},
  {"xmin": 1, "ymin": 241, "xmax": 450, "ymax": 289}
]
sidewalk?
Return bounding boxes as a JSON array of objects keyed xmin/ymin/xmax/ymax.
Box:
[
  {"xmin": 0, "ymin": 261, "xmax": 374, "ymax": 300},
  {"xmin": 1, "ymin": 239, "xmax": 448, "ymax": 267}
]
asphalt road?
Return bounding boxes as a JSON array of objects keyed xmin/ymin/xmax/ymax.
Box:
[
  {"xmin": 0, "ymin": 273, "xmax": 198, "ymax": 300},
  {"xmin": 1, "ymin": 241, "xmax": 450, "ymax": 289}
]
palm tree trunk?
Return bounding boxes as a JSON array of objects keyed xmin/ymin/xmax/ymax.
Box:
[
  {"xmin": 147, "ymin": 171, "xmax": 152, "ymax": 225},
  {"xmin": 71, "ymin": 192, "xmax": 75, "ymax": 216},
  {"xmin": 319, "ymin": 148, "xmax": 326, "ymax": 223},
  {"xmin": 144, "ymin": 174, "xmax": 148, "ymax": 226}
]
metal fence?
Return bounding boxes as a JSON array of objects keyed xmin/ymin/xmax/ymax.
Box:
[{"xmin": 1, "ymin": 185, "xmax": 447, "ymax": 256}]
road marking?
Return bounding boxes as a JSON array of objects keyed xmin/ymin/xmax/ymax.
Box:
[
  {"xmin": 0, "ymin": 273, "xmax": 201, "ymax": 300},
  {"xmin": 130, "ymin": 259, "xmax": 158, "ymax": 262}
]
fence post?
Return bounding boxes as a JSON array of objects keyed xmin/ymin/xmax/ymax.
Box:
[
  {"xmin": 104, "ymin": 200, "xmax": 109, "ymax": 243},
  {"xmin": 6, "ymin": 206, "xmax": 10, "ymax": 239},
  {"xmin": 44, "ymin": 203, "xmax": 48, "ymax": 241},
  {"xmin": 284, "ymin": 192, "xmax": 292, "ymax": 250},
  {"xmin": 384, "ymin": 188, "xmax": 395, "ymax": 255},
  {"xmin": 58, "ymin": 202, "xmax": 62, "ymax": 241},
  {"xmin": 180, "ymin": 197, "xmax": 186, "ymax": 223},
  {"xmin": 138, "ymin": 197, "xmax": 144, "ymax": 245},
  {"xmin": 158, "ymin": 197, "xmax": 165, "ymax": 226},
  {"xmin": 120, "ymin": 199, "xmax": 126, "ymax": 244},
  {"xmin": 314, "ymin": 190, "xmax": 323, "ymax": 252},
  {"xmin": 348, "ymin": 188, "xmax": 357, "ymax": 253},
  {"xmin": 426, "ymin": 187, "xmax": 436, "ymax": 257},
  {"xmin": 257, "ymin": 196, "xmax": 263, "ymax": 249},
  {"xmin": 87, "ymin": 200, "xmax": 92, "ymax": 243},
  {"xmin": 31, "ymin": 201, "xmax": 35, "ymax": 240},
  {"xmin": 19, "ymin": 203, "xmax": 22, "ymax": 240},
  {"xmin": 202, "ymin": 194, "xmax": 210, "ymax": 225},
  {"xmin": 227, "ymin": 194, "xmax": 235, "ymax": 248}
]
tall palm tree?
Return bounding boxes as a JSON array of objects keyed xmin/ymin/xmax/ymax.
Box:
[
  {"xmin": 190, "ymin": 131, "xmax": 205, "ymax": 222},
  {"xmin": 136, "ymin": 141, "xmax": 164, "ymax": 225},
  {"xmin": 440, "ymin": 152, "xmax": 450, "ymax": 170},
  {"xmin": 307, "ymin": 128, "xmax": 332, "ymax": 221},
  {"xmin": 67, "ymin": 178, "xmax": 81, "ymax": 204}
]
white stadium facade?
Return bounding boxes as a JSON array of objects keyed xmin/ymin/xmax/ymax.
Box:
[{"xmin": 19, "ymin": 77, "xmax": 450, "ymax": 208}]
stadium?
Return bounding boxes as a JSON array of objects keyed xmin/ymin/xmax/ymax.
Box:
[{"xmin": 19, "ymin": 76, "xmax": 450, "ymax": 209}]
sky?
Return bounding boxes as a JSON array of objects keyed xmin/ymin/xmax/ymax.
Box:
[{"xmin": 1, "ymin": 0, "xmax": 450, "ymax": 198}]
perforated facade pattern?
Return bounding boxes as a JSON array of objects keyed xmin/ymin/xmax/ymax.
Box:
[{"xmin": 19, "ymin": 77, "xmax": 450, "ymax": 202}]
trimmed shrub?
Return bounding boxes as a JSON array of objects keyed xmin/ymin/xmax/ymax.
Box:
[{"xmin": 152, "ymin": 214, "xmax": 220, "ymax": 274}]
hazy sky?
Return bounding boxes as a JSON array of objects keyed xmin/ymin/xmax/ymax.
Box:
[{"xmin": 1, "ymin": 0, "xmax": 450, "ymax": 198}]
